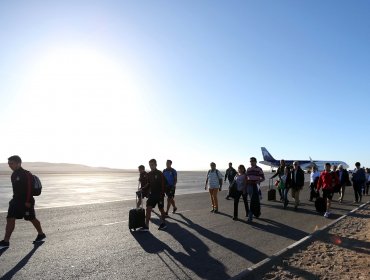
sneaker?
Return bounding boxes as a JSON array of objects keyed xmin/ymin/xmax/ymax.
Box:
[
  {"xmin": 33, "ymin": 233, "xmax": 46, "ymax": 243},
  {"xmin": 247, "ymin": 218, "xmax": 253, "ymax": 223},
  {"xmin": 172, "ymin": 207, "xmax": 177, "ymax": 214},
  {"xmin": 225, "ymin": 196, "xmax": 230, "ymax": 200},
  {"xmin": 214, "ymin": 209, "xmax": 219, "ymax": 214},
  {"xmin": 158, "ymin": 223, "xmax": 167, "ymax": 230},
  {"xmin": 164, "ymin": 211, "xmax": 169, "ymax": 217},
  {"xmin": 210, "ymin": 209, "xmax": 215, "ymax": 213},
  {"xmin": 139, "ymin": 226, "xmax": 149, "ymax": 231},
  {"xmin": 0, "ymin": 240, "xmax": 9, "ymax": 249},
  {"xmin": 324, "ymin": 212, "xmax": 330, "ymax": 218}
]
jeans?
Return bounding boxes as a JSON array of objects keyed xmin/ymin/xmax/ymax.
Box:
[
  {"xmin": 282, "ymin": 188, "xmax": 289, "ymax": 208},
  {"xmin": 233, "ymin": 191, "xmax": 249, "ymax": 218},
  {"xmin": 353, "ymin": 183, "xmax": 362, "ymax": 202}
]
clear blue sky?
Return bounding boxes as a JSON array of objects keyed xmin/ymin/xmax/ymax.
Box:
[{"xmin": 1, "ymin": 1, "xmax": 369, "ymax": 170}]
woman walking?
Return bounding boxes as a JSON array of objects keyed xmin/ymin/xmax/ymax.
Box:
[{"xmin": 232, "ymin": 165, "xmax": 249, "ymax": 221}]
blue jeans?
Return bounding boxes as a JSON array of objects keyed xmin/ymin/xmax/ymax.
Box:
[{"xmin": 282, "ymin": 188, "xmax": 289, "ymax": 208}]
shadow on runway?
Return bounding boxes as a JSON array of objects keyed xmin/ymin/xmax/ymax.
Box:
[
  {"xmin": 322, "ymin": 233, "xmax": 370, "ymax": 255},
  {"xmin": 131, "ymin": 223, "xmax": 230, "ymax": 280},
  {"xmin": 252, "ymin": 218, "xmax": 308, "ymax": 240},
  {"xmin": 0, "ymin": 242, "xmax": 44, "ymax": 280},
  {"xmin": 0, "ymin": 248, "xmax": 8, "ymax": 258},
  {"xmin": 260, "ymin": 202, "xmax": 321, "ymax": 216},
  {"xmin": 170, "ymin": 213, "xmax": 268, "ymax": 264}
]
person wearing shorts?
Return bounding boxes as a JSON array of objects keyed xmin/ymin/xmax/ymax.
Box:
[
  {"xmin": 163, "ymin": 160, "xmax": 178, "ymax": 216},
  {"xmin": 317, "ymin": 162, "xmax": 339, "ymax": 218},
  {"xmin": 0, "ymin": 155, "xmax": 46, "ymax": 249},
  {"xmin": 139, "ymin": 159, "xmax": 167, "ymax": 231}
]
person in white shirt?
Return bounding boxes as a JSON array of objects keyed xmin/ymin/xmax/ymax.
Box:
[
  {"xmin": 205, "ymin": 162, "xmax": 223, "ymax": 213},
  {"xmin": 309, "ymin": 165, "xmax": 320, "ymax": 201}
]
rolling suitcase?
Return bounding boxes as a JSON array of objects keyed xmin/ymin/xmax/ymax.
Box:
[
  {"xmin": 315, "ymin": 197, "xmax": 326, "ymax": 213},
  {"xmin": 268, "ymin": 179, "xmax": 276, "ymax": 201},
  {"xmin": 129, "ymin": 187, "xmax": 146, "ymax": 231}
]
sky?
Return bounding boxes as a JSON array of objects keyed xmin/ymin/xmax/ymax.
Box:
[{"xmin": 0, "ymin": 0, "xmax": 369, "ymax": 171}]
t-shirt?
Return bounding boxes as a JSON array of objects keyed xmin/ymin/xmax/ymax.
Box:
[
  {"xmin": 163, "ymin": 168, "xmax": 177, "ymax": 187},
  {"xmin": 139, "ymin": 171, "xmax": 148, "ymax": 188},
  {"xmin": 235, "ymin": 174, "xmax": 246, "ymax": 192},
  {"xmin": 207, "ymin": 169, "xmax": 223, "ymax": 189},
  {"xmin": 11, "ymin": 167, "xmax": 33, "ymax": 202},
  {"xmin": 147, "ymin": 169, "xmax": 165, "ymax": 197}
]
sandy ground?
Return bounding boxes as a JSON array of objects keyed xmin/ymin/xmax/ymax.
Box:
[{"xmin": 259, "ymin": 203, "xmax": 370, "ymax": 280}]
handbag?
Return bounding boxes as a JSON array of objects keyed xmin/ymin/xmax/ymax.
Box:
[{"xmin": 228, "ymin": 181, "xmax": 238, "ymax": 199}]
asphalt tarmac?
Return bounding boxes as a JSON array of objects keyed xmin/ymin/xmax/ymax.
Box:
[{"xmin": 0, "ymin": 184, "xmax": 366, "ymax": 280}]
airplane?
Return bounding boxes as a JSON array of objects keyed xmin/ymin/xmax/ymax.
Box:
[{"xmin": 259, "ymin": 147, "xmax": 349, "ymax": 171}]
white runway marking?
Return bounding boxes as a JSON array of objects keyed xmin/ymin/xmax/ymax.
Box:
[{"xmin": 103, "ymin": 220, "xmax": 128, "ymax": 226}]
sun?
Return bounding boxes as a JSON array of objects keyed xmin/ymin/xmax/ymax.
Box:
[{"xmin": 11, "ymin": 45, "xmax": 145, "ymax": 166}]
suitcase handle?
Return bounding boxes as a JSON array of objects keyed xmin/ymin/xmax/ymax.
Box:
[
  {"xmin": 269, "ymin": 178, "xmax": 274, "ymax": 190},
  {"xmin": 136, "ymin": 182, "xmax": 144, "ymax": 208}
]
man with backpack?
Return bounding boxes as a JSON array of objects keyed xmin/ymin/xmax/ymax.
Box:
[
  {"xmin": 163, "ymin": 160, "xmax": 178, "ymax": 216},
  {"xmin": 0, "ymin": 155, "xmax": 46, "ymax": 249},
  {"xmin": 224, "ymin": 162, "xmax": 237, "ymax": 200},
  {"xmin": 205, "ymin": 162, "xmax": 223, "ymax": 213}
]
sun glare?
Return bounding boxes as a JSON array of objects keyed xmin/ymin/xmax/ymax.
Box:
[{"xmin": 12, "ymin": 46, "xmax": 146, "ymax": 166}]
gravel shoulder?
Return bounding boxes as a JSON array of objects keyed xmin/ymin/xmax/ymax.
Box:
[{"xmin": 248, "ymin": 201, "xmax": 370, "ymax": 280}]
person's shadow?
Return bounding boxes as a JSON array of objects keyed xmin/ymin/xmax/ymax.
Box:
[
  {"xmin": 0, "ymin": 248, "xmax": 8, "ymax": 257},
  {"xmin": 170, "ymin": 213, "xmax": 268, "ymax": 264},
  {"xmin": 0, "ymin": 242, "xmax": 44, "ymax": 280},
  {"xmin": 132, "ymin": 222, "xmax": 230, "ymax": 280}
]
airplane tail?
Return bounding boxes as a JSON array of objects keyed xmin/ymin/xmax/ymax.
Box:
[{"xmin": 261, "ymin": 147, "xmax": 276, "ymax": 162}]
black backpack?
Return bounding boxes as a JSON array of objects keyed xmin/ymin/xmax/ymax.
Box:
[{"xmin": 32, "ymin": 175, "xmax": 42, "ymax": 196}]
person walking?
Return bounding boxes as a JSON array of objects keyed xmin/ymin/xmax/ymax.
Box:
[
  {"xmin": 163, "ymin": 160, "xmax": 178, "ymax": 216},
  {"xmin": 336, "ymin": 164, "xmax": 350, "ymax": 203},
  {"xmin": 317, "ymin": 162, "xmax": 339, "ymax": 218},
  {"xmin": 351, "ymin": 162, "xmax": 366, "ymax": 203},
  {"xmin": 245, "ymin": 157, "xmax": 265, "ymax": 222},
  {"xmin": 232, "ymin": 165, "xmax": 249, "ymax": 221},
  {"xmin": 280, "ymin": 166, "xmax": 291, "ymax": 209},
  {"xmin": 289, "ymin": 161, "xmax": 305, "ymax": 211},
  {"xmin": 0, "ymin": 155, "xmax": 46, "ymax": 249},
  {"xmin": 224, "ymin": 162, "xmax": 237, "ymax": 200},
  {"xmin": 205, "ymin": 162, "xmax": 223, "ymax": 213},
  {"xmin": 139, "ymin": 159, "xmax": 167, "ymax": 231},
  {"xmin": 309, "ymin": 165, "xmax": 320, "ymax": 202},
  {"xmin": 270, "ymin": 159, "xmax": 286, "ymax": 201},
  {"xmin": 136, "ymin": 165, "xmax": 149, "ymax": 208},
  {"xmin": 365, "ymin": 168, "xmax": 370, "ymax": 196}
]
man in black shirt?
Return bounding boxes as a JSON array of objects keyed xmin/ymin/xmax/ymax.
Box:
[
  {"xmin": 224, "ymin": 162, "xmax": 237, "ymax": 200},
  {"xmin": 139, "ymin": 159, "xmax": 167, "ymax": 231},
  {"xmin": 0, "ymin": 155, "xmax": 46, "ymax": 249}
]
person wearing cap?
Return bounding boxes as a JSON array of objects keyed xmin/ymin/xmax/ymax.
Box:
[{"xmin": 351, "ymin": 162, "xmax": 366, "ymax": 203}]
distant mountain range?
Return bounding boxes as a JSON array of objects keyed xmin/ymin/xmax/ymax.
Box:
[{"xmin": 0, "ymin": 162, "xmax": 129, "ymax": 174}]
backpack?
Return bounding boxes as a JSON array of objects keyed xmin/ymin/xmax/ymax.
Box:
[
  {"xmin": 32, "ymin": 175, "xmax": 42, "ymax": 196},
  {"xmin": 207, "ymin": 169, "xmax": 221, "ymax": 179}
]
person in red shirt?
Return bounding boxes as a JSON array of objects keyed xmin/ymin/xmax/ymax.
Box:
[{"xmin": 317, "ymin": 162, "xmax": 339, "ymax": 218}]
